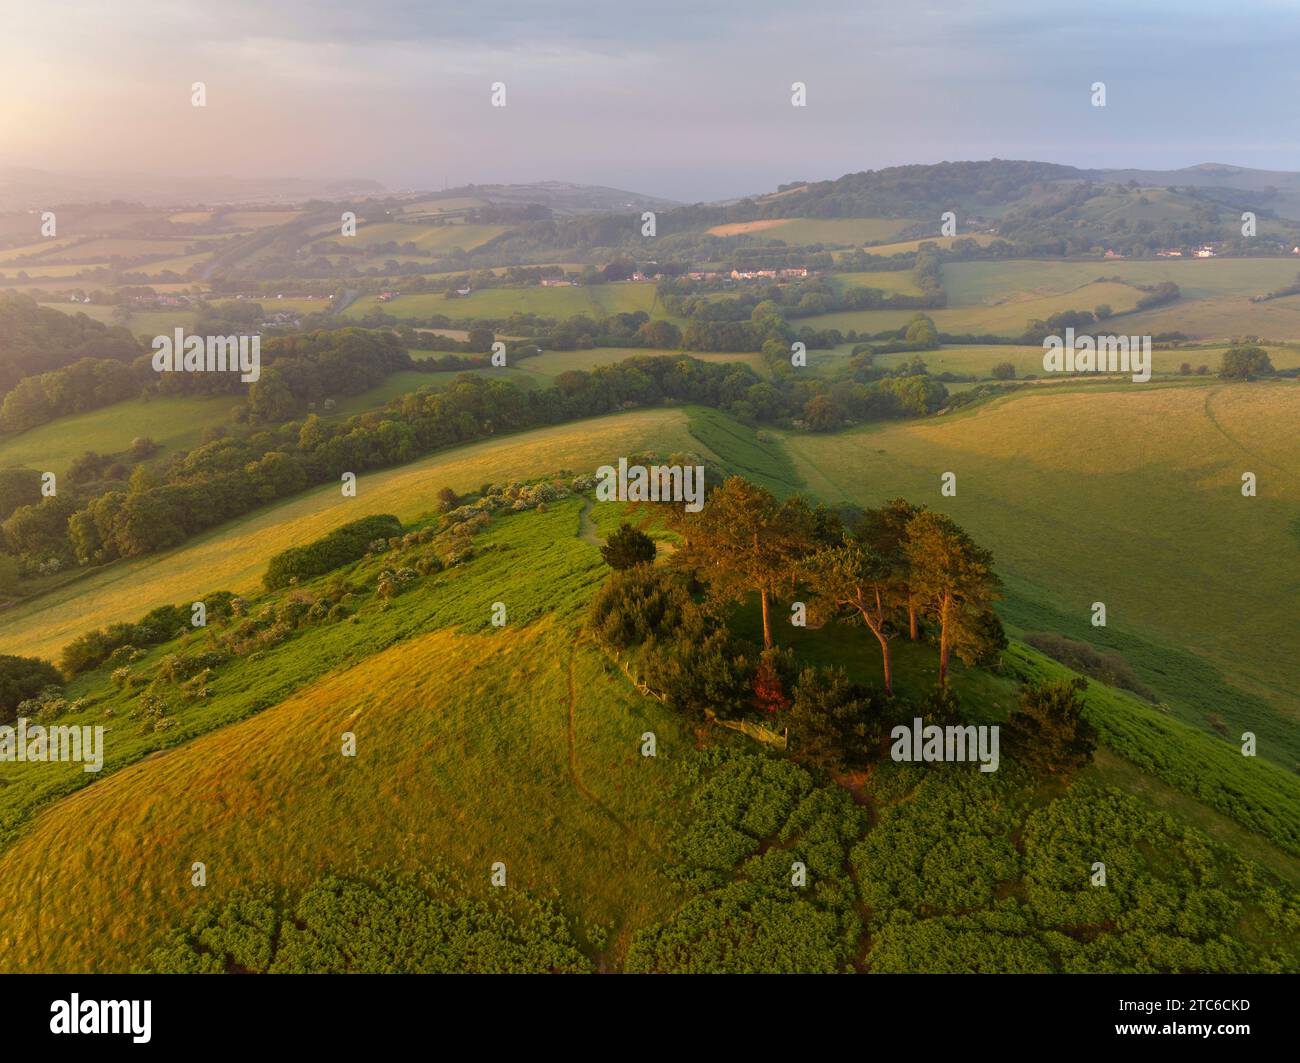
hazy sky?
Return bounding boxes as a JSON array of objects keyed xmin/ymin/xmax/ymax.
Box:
[{"xmin": 3, "ymin": 0, "xmax": 1299, "ymax": 201}]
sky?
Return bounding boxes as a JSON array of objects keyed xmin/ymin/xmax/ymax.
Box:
[{"xmin": 2, "ymin": 0, "xmax": 1299, "ymax": 202}]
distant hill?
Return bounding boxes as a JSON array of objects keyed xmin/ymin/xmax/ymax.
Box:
[
  {"xmin": 0, "ymin": 167, "xmax": 384, "ymax": 209},
  {"xmin": 405, "ymin": 181, "xmax": 679, "ymax": 215}
]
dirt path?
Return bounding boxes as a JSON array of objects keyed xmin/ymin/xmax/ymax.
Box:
[{"xmin": 576, "ymin": 498, "xmax": 601, "ymax": 546}]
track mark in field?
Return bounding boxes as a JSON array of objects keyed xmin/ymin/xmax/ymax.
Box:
[
  {"xmin": 576, "ymin": 498, "xmax": 601, "ymax": 546},
  {"xmin": 565, "ymin": 644, "xmax": 664, "ymax": 860},
  {"xmin": 1202, "ymin": 388, "xmax": 1289, "ymax": 476}
]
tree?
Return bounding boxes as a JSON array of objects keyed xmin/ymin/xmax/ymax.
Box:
[
  {"xmin": 991, "ymin": 362, "xmax": 1016, "ymax": 380},
  {"xmin": 0, "ymin": 468, "xmax": 42, "ymax": 522},
  {"xmin": 904, "ymin": 313, "xmax": 939, "ymax": 349},
  {"xmin": 904, "ymin": 512, "xmax": 1000, "ymax": 689},
  {"xmin": 808, "ymin": 536, "xmax": 900, "ymax": 692},
  {"xmin": 601, "ymin": 522, "xmax": 657, "ymax": 570},
  {"xmin": 859, "ymin": 499, "xmax": 925, "ymax": 641},
  {"xmin": 673, "ymin": 476, "xmax": 811, "ymax": 650},
  {"xmin": 1218, "ymin": 345, "xmax": 1275, "ymax": 381},
  {"xmin": 0, "ymin": 654, "xmax": 63, "ymax": 725},
  {"xmin": 1003, "ymin": 677, "xmax": 1097, "ymax": 777}
]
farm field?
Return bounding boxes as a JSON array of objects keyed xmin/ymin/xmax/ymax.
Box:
[
  {"xmin": 873, "ymin": 342, "xmax": 1300, "ymax": 379},
  {"xmin": 849, "ymin": 233, "xmax": 1001, "ymax": 256},
  {"xmin": 346, "ymin": 282, "xmax": 676, "ymax": 323},
  {"xmin": 1121, "ymin": 294, "xmax": 1300, "ymax": 341},
  {"xmin": 705, "ymin": 217, "xmax": 914, "ymax": 244},
  {"xmin": 0, "ymin": 393, "xmax": 241, "ymax": 478},
  {"xmin": 40, "ymin": 237, "xmax": 196, "ymax": 262},
  {"xmin": 0, "ymin": 407, "xmax": 712, "ymax": 660},
  {"xmin": 781, "ymin": 381, "xmax": 1300, "ymax": 763},
  {"xmin": 803, "ymin": 279, "xmax": 1144, "ymax": 336},
  {"xmin": 944, "ymin": 257, "xmax": 1300, "ymax": 304},
  {"xmin": 221, "ymin": 211, "xmax": 304, "ymax": 229},
  {"xmin": 828, "ymin": 269, "xmax": 924, "ymax": 295},
  {"xmin": 317, "ymin": 221, "xmax": 507, "ymax": 252},
  {"xmin": 35, "ymin": 301, "xmax": 117, "ymax": 322}
]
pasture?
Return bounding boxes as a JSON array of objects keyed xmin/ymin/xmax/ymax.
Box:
[
  {"xmin": 0, "ymin": 394, "xmax": 241, "ymax": 479},
  {"xmin": 781, "ymin": 381, "xmax": 1300, "ymax": 764}
]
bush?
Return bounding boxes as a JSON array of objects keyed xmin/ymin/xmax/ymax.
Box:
[
  {"xmin": 0, "ymin": 655, "xmax": 63, "ymax": 724},
  {"xmin": 781, "ymin": 666, "xmax": 890, "ymax": 771},
  {"xmin": 1023, "ymin": 632, "xmax": 1155, "ymax": 701},
  {"xmin": 263, "ymin": 515, "xmax": 403, "ymax": 589},
  {"xmin": 587, "ymin": 566, "xmax": 692, "ymax": 649},
  {"xmin": 600, "ymin": 522, "xmax": 657, "ymax": 570},
  {"xmin": 1003, "ymin": 677, "xmax": 1098, "ymax": 778}
]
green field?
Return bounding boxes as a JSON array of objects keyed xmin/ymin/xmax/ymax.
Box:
[
  {"xmin": 318, "ymin": 221, "xmax": 507, "ymax": 253},
  {"xmin": 944, "ymin": 257, "xmax": 1300, "ymax": 303},
  {"xmin": 828, "ymin": 270, "xmax": 924, "ymax": 295},
  {"xmin": 803, "ymin": 257, "xmax": 1300, "ymax": 340},
  {"xmin": 846, "ymin": 233, "xmax": 1001, "ymax": 256},
  {"xmin": 804, "ymin": 280, "xmax": 1143, "ymax": 337},
  {"xmin": 0, "ymin": 394, "xmax": 241, "ymax": 478},
  {"xmin": 347, "ymin": 282, "xmax": 677, "ymax": 323},
  {"xmin": 872, "ymin": 342, "xmax": 1300, "ymax": 380},
  {"xmin": 781, "ymin": 380, "xmax": 1300, "ymax": 764}
]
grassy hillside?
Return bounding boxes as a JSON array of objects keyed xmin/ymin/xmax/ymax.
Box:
[
  {"xmin": 0, "ymin": 501, "xmax": 690, "ymax": 971},
  {"xmin": 1, "ymin": 490, "xmax": 1296, "ymax": 973},
  {"xmin": 0, "ymin": 408, "xmax": 710, "ymax": 660}
]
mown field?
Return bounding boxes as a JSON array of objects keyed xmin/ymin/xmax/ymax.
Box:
[
  {"xmin": 781, "ymin": 380, "xmax": 1300, "ymax": 766},
  {"xmin": 0, "ymin": 408, "xmax": 711, "ymax": 660}
]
